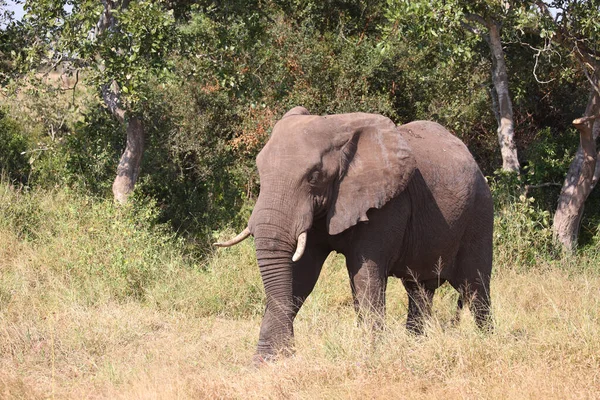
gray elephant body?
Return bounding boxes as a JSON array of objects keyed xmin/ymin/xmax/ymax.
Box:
[
  {"xmin": 236, "ymin": 108, "xmax": 493, "ymax": 360},
  {"xmin": 330, "ymin": 121, "xmax": 492, "ymax": 285}
]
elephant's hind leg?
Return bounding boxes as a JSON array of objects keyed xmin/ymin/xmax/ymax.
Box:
[
  {"xmin": 402, "ymin": 279, "xmax": 439, "ymax": 335},
  {"xmin": 451, "ymin": 240, "xmax": 493, "ymax": 331},
  {"xmin": 452, "ymin": 281, "xmax": 492, "ymax": 331},
  {"xmin": 453, "ymin": 188, "xmax": 494, "ymax": 331}
]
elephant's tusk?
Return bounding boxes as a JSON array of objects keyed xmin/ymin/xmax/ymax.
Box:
[
  {"xmin": 213, "ymin": 227, "xmax": 251, "ymax": 247},
  {"xmin": 292, "ymin": 232, "xmax": 307, "ymax": 262}
]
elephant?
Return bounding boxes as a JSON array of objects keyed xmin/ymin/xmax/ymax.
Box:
[{"xmin": 215, "ymin": 106, "xmax": 493, "ymax": 361}]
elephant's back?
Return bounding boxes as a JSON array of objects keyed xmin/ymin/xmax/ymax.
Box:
[
  {"xmin": 396, "ymin": 121, "xmax": 491, "ymax": 269},
  {"xmin": 398, "ymin": 121, "xmax": 486, "ymax": 203},
  {"xmin": 398, "ymin": 121, "xmax": 479, "ymax": 175}
]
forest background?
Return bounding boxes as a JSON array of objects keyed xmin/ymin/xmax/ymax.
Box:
[{"xmin": 1, "ymin": 1, "xmax": 600, "ymax": 398}]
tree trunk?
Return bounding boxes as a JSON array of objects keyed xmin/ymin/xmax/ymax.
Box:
[
  {"xmin": 96, "ymin": 2, "xmax": 145, "ymax": 204},
  {"xmin": 552, "ymin": 86, "xmax": 600, "ymax": 251},
  {"xmin": 101, "ymin": 81, "xmax": 146, "ymax": 204},
  {"xmin": 487, "ymin": 22, "xmax": 520, "ymax": 173},
  {"xmin": 112, "ymin": 116, "xmax": 145, "ymax": 204}
]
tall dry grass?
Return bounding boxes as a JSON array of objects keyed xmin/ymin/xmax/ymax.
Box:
[{"xmin": 1, "ymin": 183, "xmax": 599, "ymax": 399}]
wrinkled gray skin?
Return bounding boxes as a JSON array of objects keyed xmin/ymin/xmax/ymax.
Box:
[{"xmin": 246, "ymin": 106, "xmax": 493, "ymax": 361}]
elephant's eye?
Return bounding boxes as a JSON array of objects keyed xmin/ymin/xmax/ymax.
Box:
[{"xmin": 308, "ymin": 170, "xmax": 321, "ymax": 186}]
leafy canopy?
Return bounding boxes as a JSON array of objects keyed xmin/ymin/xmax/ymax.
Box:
[{"xmin": 22, "ymin": 0, "xmax": 178, "ymax": 106}]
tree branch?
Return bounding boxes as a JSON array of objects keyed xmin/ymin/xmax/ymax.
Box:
[
  {"xmin": 460, "ymin": 21, "xmax": 484, "ymax": 36},
  {"xmin": 534, "ymin": 1, "xmax": 552, "ymax": 18},
  {"xmin": 526, "ymin": 182, "xmax": 563, "ymax": 189},
  {"xmin": 41, "ymin": 53, "xmax": 63, "ymax": 78},
  {"xmin": 464, "ymin": 13, "xmax": 488, "ymax": 27},
  {"xmin": 573, "ymin": 115, "xmax": 599, "ymax": 126},
  {"xmin": 102, "ymin": 80, "xmax": 126, "ymax": 122},
  {"xmin": 97, "ymin": 1, "xmax": 132, "ymax": 123},
  {"xmin": 532, "ymin": 44, "xmax": 556, "ymax": 84},
  {"xmin": 524, "ymin": 182, "xmax": 562, "ymax": 197},
  {"xmin": 534, "ymin": 1, "xmax": 600, "ymax": 96},
  {"xmin": 574, "ymin": 50, "xmax": 600, "ymax": 98}
]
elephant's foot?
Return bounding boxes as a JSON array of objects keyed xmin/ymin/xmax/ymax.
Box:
[
  {"xmin": 406, "ymin": 317, "xmax": 428, "ymax": 336},
  {"xmin": 473, "ymin": 304, "xmax": 494, "ymax": 333},
  {"xmin": 251, "ymin": 353, "xmax": 276, "ymax": 367},
  {"xmin": 253, "ymin": 340, "xmax": 295, "ymax": 366}
]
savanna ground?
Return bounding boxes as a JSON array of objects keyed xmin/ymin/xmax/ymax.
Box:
[{"xmin": 1, "ymin": 184, "xmax": 599, "ymax": 399}]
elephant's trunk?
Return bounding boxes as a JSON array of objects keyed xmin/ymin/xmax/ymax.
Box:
[
  {"xmin": 248, "ymin": 189, "xmax": 314, "ymax": 356},
  {"xmin": 253, "ymin": 224, "xmax": 297, "ymax": 356},
  {"xmin": 249, "ymin": 187, "xmax": 313, "ymax": 260}
]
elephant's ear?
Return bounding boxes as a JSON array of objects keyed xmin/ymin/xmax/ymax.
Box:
[
  {"xmin": 283, "ymin": 106, "xmax": 310, "ymax": 118},
  {"xmin": 327, "ymin": 117, "xmax": 416, "ymax": 236}
]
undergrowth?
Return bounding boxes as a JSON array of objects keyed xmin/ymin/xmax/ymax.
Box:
[{"xmin": 0, "ymin": 182, "xmax": 270, "ymax": 320}]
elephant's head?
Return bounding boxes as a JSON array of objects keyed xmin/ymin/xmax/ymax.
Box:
[
  {"xmin": 247, "ymin": 106, "xmax": 415, "ymax": 241},
  {"xmin": 215, "ymin": 106, "xmax": 415, "ymax": 355}
]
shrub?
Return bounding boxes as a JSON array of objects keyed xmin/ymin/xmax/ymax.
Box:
[
  {"xmin": 0, "ymin": 107, "xmax": 29, "ymax": 184},
  {"xmin": 490, "ymin": 171, "xmax": 555, "ymax": 270},
  {"xmin": 0, "ymin": 182, "xmax": 191, "ymax": 304}
]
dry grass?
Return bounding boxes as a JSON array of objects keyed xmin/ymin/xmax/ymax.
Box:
[{"xmin": 1, "ymin": 186, "xmax": 600, "ymax": 399}]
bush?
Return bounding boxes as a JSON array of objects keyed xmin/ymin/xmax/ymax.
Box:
[
  {"xmin": 0, "ymin": 182, "xmax": 191, "ymax": 303},
  {"xmin": 0, "ymin": 181, "xmax": 265, "ymax": 316},
  {"xmin": 0, "ymin": 107, "xmax": 29, "ymax": 184},
  {"xmin": 489, "ymin": 171, "xmax": 556, "ymax": 270}
]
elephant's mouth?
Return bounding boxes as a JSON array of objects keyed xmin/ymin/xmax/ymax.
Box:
[
  {"xmin": 213, "ymin": 226, "xmax": 308, "ymax": 263},
  {"xmin": 313, "ymin": 205, "xmax": 327, "ymax": 220}
]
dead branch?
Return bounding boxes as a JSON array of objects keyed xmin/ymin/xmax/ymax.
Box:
[{"xmin": 573, "ymin": 115, "xmax": 599, "ymax": 126}]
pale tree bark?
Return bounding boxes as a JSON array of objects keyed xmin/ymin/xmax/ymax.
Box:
[
  {"xmin": 552, "ymin": 85, "xmax": 600, "ymax": 251},
  {"xmin": 487, "ymin": 22, "xmax": 520, "ymax": 172},
  {"xmin": 112, "ymin": 116, "xmax": 145, "ymax": 204},
  {"xmin": 464, "ymin": 14, "xmax": 520, "ymax": 172},
  {"xmin": 591, "ymin": 120, "xmax": 600, "ymax": 188},
  {"xmin": 101, "ymin": 80, "xmax": 146, "ymax": 204},
  {"xmin": 97, "ymin": 0, "xmax": 145, "ymax": 204}
]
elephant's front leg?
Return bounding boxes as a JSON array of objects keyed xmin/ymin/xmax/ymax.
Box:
[
  {"xmin": 254, "ymin": 240, "xmax": 330, "ymax": 362},
  {"xmin": 347, "ymin": 256, "xmax": 388, "ymax": 331}
]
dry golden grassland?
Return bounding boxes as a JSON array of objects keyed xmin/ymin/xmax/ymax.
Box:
[{"xmin": 1, "ymin": 185, "xmax": 599, "ymax": 399}]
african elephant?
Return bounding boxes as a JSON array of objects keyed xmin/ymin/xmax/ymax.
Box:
[{"xmin": 216, "ymin": 106, "xmax": 493, "ymax": 361}]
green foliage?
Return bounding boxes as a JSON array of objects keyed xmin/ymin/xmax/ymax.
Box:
[
  {"xmin": 133, "ymin": 79, "xmax": 248, "ymax": 236},
  {"xmin": 521, "ymin": 127, "xmax": 576, "ymax": 186},
  {"xmin": 530, "ymin": 1, "xmax": 600, "ymax": 51},
  {"xmin": 96, "ymin": 1, "xmax": 177, "ymax": 104},
  {"xmin": 0, "ymin": 181, "xmax": 267, "ymax": 316},
  {"xmin": 249, "ymin": 20, "xmax": 397, "ymax": 118},
  {"xmin": 50, "ymin": 106, "xmax": 124, "ymax": 193},
  {"xmin": 19, "ymin": 0, "xmax": 181, "ymax": 123},
  {"xmin": 0, "ymin": 0, "xmax": 597, "ymax": 255},
  {"xmin": 0, "ymin": 181, "xmax": 190, "ymax": 302},
  {"xmin": 490, "ymin": 172, "xmax": 556, "ymax": 269},
  {"xmin": 1, "ymin": 72, "xmax": 101, "ymax": 189},
  {"xmin": 0, "ymin": 107, "xmax": 29, "ymax": 184},
  {"xmin": 277, "ymin": 0, "xmax": 388, "ymax": 36},
  {"xmin": 0, "ymin": 0, "xmax": 23, "ymax": 86},
  {"xmin": 0, "ymin": 0, "xmax": 10, "ymax": 23},
  {"xmin": 144, "ymin": 7, "xmax": 405, "ymax": 234}
]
